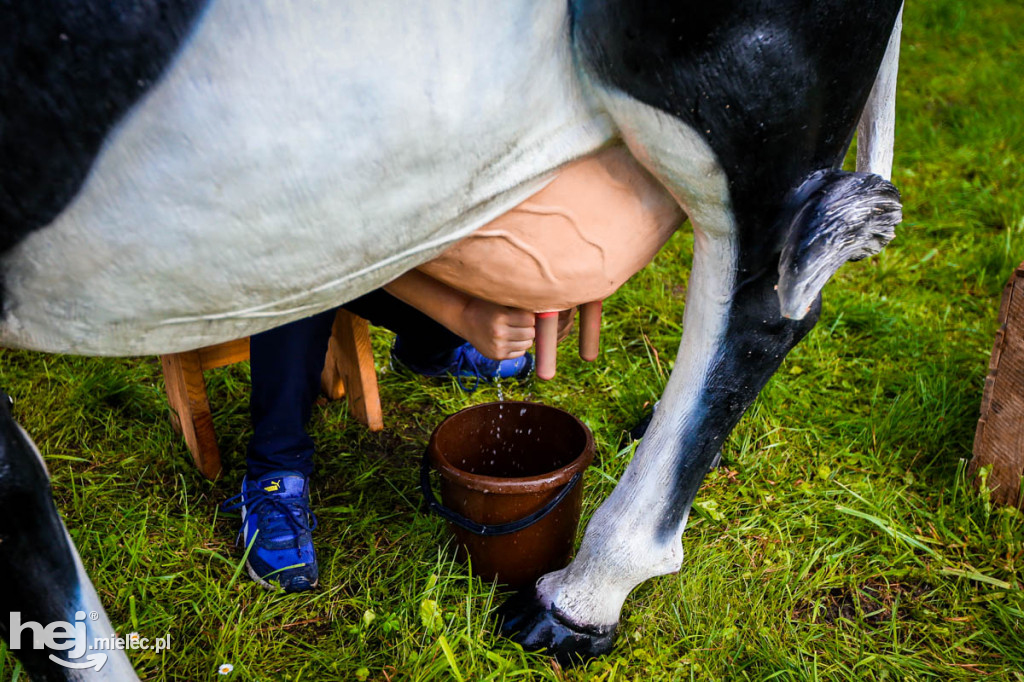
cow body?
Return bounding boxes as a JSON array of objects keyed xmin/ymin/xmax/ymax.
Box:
[
  {"xmin": 0, "ymin": 1, "xmax": 611, "ymax": 354},
  {"xmin": 0, "ymin": 0, "xmax": 904, "ymax": 676}
]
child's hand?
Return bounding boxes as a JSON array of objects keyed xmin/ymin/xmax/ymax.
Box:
[{"xmin": 458, "ymin": 299, "xmax": 536, "ymax": 360}]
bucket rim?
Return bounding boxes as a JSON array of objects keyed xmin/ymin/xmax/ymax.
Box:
[{"xmin": 427, "ymin": 401, "xmax": 595, "ymax": 494}]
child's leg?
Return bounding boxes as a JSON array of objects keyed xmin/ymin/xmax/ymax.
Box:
[
  {"xmin": 247, "ymin": 308, "xmax": 337, "ymax": 479},
  {"xmin": 248, "ymin": 290, "xmax": 460, "ymax": 482}
]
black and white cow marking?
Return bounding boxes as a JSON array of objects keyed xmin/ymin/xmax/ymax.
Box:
[
  {"xmin": 0, "ymin": 0, "xmax": 206, "ymax": 257},
  {"xmin": 0, "ymin": 395, "xmax": 138, "ymax": 680},
  {"xmin": 0, "ymin": 0, "xmax": 903, "ymax": 676}
]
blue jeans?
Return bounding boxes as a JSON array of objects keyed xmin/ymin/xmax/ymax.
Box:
[{"xmin": 246, "ymin": 290, "xmax": 462, "ymax": 479}]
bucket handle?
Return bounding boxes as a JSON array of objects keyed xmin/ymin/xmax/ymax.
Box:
[{"xmin": 420, "ymin": 452, "xmax": 582, "ymax": 537}]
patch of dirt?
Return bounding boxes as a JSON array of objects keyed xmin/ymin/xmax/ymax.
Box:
[
  {"xmin": 363, "ymin": 427, "xmax": 428, "ymax": 469},
  {"xmin": 793, "ymin": 580, "xmax": 931, "ymax": 626}
]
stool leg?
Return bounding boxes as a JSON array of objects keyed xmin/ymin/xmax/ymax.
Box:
[
  {"xmin": 161, "ymin": 351, "xmax": 223, "ymax": 480},
  {"xmin": 321, "ymin": 339, "xmax": 347, "ymax": 403},
  {"xmin": 322, "ymin": 310, "xmax": 383, "ymax": 431}
]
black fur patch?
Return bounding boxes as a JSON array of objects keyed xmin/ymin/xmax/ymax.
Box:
[{"xmin": 572, "ymin": 0, "xmax": 903, "ymax": 269}]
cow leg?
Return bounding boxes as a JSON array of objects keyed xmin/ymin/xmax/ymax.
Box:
[
  {"xmin": 499, "ymin": 217, "xmax": 820, "ymax": 661},
  {"xmin": 499, "ymin": 97, "xmax": 900, "ymax": 661},
  {"xmin": 0, "ymin": 394, "xmax": 138, "ymax": 680}
]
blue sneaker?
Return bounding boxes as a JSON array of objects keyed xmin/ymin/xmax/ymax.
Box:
[
  {"xmin": 222, "ymin": 471, "xmax": 318, "ymax": 593},
  {"xmin": 391, "ymin": 340, "xmax": 534, "ymax": 392}
]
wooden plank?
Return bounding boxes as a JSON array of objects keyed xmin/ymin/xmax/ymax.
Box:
[
  {"xmin": 160, "ymin": 351, "xmax": 223, "ymax": 480},
  {"xmin": 197, "ymin": 337, "xmax": 250, "ymax": 370},
  {"xmin": 161, "ymin": 353, "xmax": 187, "ymax": 437},
  {"xmin": 970, "ymin": 263, "xmax": 1024, "ymax": 509},
  {"xmin": 322, "ymin": 310, "xmax": 383, "ymax": 431},
  {"xmin": 321, "ymin": 338, "xmax": 347, "ymax": 402}
]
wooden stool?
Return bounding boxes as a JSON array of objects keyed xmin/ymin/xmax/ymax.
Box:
[{"xmin": 161, "ymin": 309, "xmax": 383, "ymax": 480}]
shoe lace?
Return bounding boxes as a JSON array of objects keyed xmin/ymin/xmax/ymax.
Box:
[
  {"xmin": 455, "ymin": 349, "xmax": 494, "ymax": 393},
  {"xmin": 222, "ymin": 489, "xmax": 318, "ymax": 546}
]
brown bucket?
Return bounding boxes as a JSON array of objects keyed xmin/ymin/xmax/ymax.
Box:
[{"xmin": 421, "ymin": 401, "xmax": 595, "ymax": 588}]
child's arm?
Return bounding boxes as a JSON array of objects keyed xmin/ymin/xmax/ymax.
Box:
[{"xmin": 384, "ymin": 270, "xmax": 536, "ymax": 360}]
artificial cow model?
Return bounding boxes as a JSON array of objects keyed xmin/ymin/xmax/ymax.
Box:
[{"xmin": 0, "ymin": 0, "xmax": 903, "ymax": 676}]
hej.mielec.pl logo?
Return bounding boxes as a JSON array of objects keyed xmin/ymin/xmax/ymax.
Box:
[{"xmin": 8, "ymin": 610, "xmax": 171, "ymax": 671}]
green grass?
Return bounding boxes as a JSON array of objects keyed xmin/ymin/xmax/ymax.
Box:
[{"xmin": 2, "ymin": 1, "xmax": 1024, "ymax": 679}]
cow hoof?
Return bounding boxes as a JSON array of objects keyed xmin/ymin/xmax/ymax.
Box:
[{"xmin": 497, "ymin": 587, "xmax": 617, "ymax": 666}]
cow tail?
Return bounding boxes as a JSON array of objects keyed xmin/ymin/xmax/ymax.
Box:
[{"xmin": 776, "ymin": 170, "xmax": 902, "ymax": 320}]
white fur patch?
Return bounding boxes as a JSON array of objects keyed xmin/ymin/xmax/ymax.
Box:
[
  {"xmin": 13, "ymin": 424, "xmax": 138, "ymax": 678},
  {"xmin": 0, "ymin": 1, "xmax": 613, "ymax": 355},
  {"xmin": 64, "ymin": 532, "xmax": 141, "ymax": 681}
]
